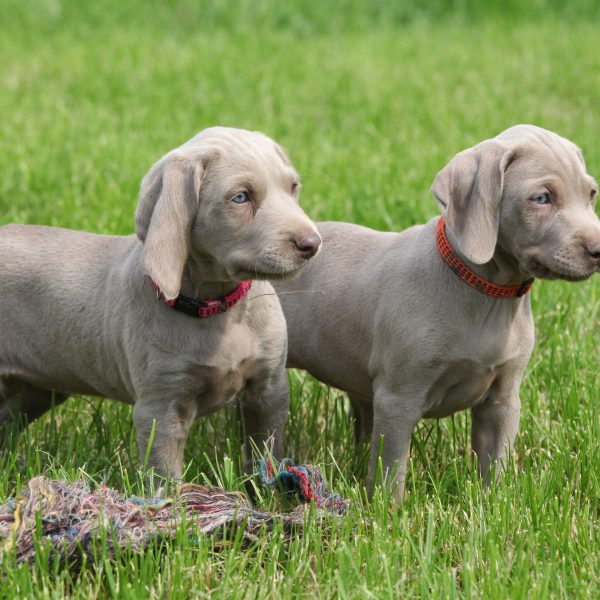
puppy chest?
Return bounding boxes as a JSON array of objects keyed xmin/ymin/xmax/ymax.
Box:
[
  {"xmin": 420, "ymin": 314, "xmax": 533, "ymax": 419},
  {"xmin": 423, "ymin": 359, "xmax": 497, "ymax": 418},
  {"xmin": 193, "ymin": 357, "xmax": 271, "ymax": 416}
]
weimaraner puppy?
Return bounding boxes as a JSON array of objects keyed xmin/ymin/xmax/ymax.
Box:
[
  {"xmin": 275, "ymin": 125, "xmax": 600, "ymax": 500},
  {"xmin": 0, "ymin": 126, "xmax": 321, "ymax": 481}
]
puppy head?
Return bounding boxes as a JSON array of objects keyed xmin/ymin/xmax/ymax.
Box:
[
  {"xmin": 431, "ymin": 124, "xmax": 600, "ymax": 281},
  {"xmin": 136, "ymin": 127, "xmax": 321, "ymax": 300}
]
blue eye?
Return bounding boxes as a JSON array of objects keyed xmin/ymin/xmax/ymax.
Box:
[
  {"xmin": 231, "ymin": 191, "xmax": 249, "ymax": 204},
  {"xmin": 532, "ymin": 193, "xmax": 551, "ymax": 205}
]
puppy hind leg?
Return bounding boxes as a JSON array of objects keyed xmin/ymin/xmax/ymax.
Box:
[
  {"xmin": 0, "ymin": 377, "xmax": 67, "ymax": 447},
  {"xmin": 348, "ymin": 392, "xmax": 373, "ymax": 444}
]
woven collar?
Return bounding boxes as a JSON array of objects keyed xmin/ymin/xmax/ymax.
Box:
[
  {"xmin": 436, "ymin": 218, "xmax": 534, "ymax": 298},
  {"xmin": 150, "ymin": 278, "xmax": 252, "ymax": 318}
]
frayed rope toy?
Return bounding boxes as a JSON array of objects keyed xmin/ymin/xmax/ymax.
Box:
[
  {"xmin": 0, "ymin": 458, "xmax": 349, "ymax": 565},
  {"xmin": 259, "ymin": 458, "xmax": 348, "ymax": 512}
]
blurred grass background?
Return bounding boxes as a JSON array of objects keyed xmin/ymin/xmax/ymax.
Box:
[{"xmin": 0, "ymin": 1, "xmax": 599, "ymax": 598}]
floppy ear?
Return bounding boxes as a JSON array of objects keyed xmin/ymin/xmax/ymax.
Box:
[
  {"xmin": 430, "ymin": 140, "xmax": 516, "ymax": 264},
  {"xmin": 135, "ymin": 151, "xmax": 203, "ymax": 300}
]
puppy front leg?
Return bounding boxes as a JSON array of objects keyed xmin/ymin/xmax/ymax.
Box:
[
  {"xmin": 240, "ymin": 369, "xmax": 290, "ymax": 473},
  {"xmin": 369, "ymin": 385, "xmax": 421, "ymax": 502},
  {"xmin": 471, "ymin": 383, "xmax": 521, "ymax": 484},
  {"xmin": 133, "ymin": 398, "xmax": 196, "ymax": 483}
]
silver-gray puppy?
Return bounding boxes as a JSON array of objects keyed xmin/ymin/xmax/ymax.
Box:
[
  {"xmin": 0, "ymin": 126, "xmax": 321, "ymax": 480},
  {"xmin": 275, "ymin": 125, "xmax": 600, "ymax": 500}
]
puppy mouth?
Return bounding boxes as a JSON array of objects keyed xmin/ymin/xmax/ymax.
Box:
[
  {"xmin": 528, "ymin": 259, "xmax": 593, "ymax": 282},
  {"xmin": 231, "ymin": 262, "xmax": 304, "ymax": 281},
  {"xmin": 251, "ymin": 270, "xmax": 302, "ymax": 281}
]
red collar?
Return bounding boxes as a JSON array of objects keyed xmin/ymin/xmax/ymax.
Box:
[
  {"xmin": 436, "ymin": 218, "xmax": 534, "ymax": 298},
  {"xmin": 150, "ymin": 278, "xmax": 252, "ymax": 318}
]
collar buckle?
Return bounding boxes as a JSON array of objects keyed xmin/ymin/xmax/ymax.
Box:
[
  {"xmin": 201, "ymin": 298, "xmax": 228, "ymax": 314},
  {"xmin": 516, "ymin": 278, "xmax": 535, "ymax": 297},
  {"xmin": 174, "ymin": 295, "xmax": 203, "ymax": 317}
]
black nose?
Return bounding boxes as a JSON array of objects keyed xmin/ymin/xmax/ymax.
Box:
[{"xmin": 294, "ymin": 232, "xmax": 321, "ymax": 258}]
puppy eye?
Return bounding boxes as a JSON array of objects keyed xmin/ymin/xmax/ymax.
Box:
[
  {"xmin": 591, "ymin": 189, "xmax": 597, "ymax": 201},
  {"xmin": 532, "ymin": 193, "xmax": 551, "ymax": 205},
  {"xmin": 231, "ymin": 191, "xmax": 249, "ymax": 204},
  {"xmin": 291, "ymin": 182, "xmax": 300, "ymax": 194}
]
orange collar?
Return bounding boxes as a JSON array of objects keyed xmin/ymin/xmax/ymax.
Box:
[{"xmin": 436, "ymin": 218, "xmax": 534, "ymax": 298}]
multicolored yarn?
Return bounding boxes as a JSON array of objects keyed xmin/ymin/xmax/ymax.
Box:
[
  {"xmin": 0, "ymin": 462, "xmax": 348, "ymax": 566},
  {"xmin": 259, "ymin": 457, "xmax": 350, "ymax": 515}
]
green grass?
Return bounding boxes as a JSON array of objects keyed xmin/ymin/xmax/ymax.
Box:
[{"xmin": 1, "ymin": 1, "xmax": 599, "ymax": 598}]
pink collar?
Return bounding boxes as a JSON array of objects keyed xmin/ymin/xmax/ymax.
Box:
[{"xmin": 150, "ymin": 278, "xmax": 252, "ymax": 318}]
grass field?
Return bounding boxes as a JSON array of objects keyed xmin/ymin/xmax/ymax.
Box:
[{"xmin": 1, "ymin": 1, "xmax": 599, "ymax": 598}]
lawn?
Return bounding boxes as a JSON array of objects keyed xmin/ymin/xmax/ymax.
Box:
[{"xmin": 0, "ymin": 1, "xmax": 599, "ymax": 598}]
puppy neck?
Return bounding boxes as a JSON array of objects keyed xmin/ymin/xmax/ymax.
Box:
[
  {"xmin": 180, "ymin": 253, "xmax": 244, "ymax": 300},
  {"xmin": 444, "ymin": 226, "xmax": 532, "ymax": 287}
]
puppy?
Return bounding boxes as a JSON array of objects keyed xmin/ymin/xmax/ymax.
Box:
[
  {"xmin": 275, "ymin": 125, "xmax": 600, "ymax": 500},
  {"xmin": 0, "ymin": 127, "xmax": 321, "ymax": 480}
]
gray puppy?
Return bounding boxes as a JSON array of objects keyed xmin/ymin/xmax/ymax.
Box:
[
  {"xmin": 275, "ymin": 125, "xmax": 600, "ymax": 500},
  {"xmin": 0, "ymin": 127, "xmax": 321, "ymax": 480}
]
